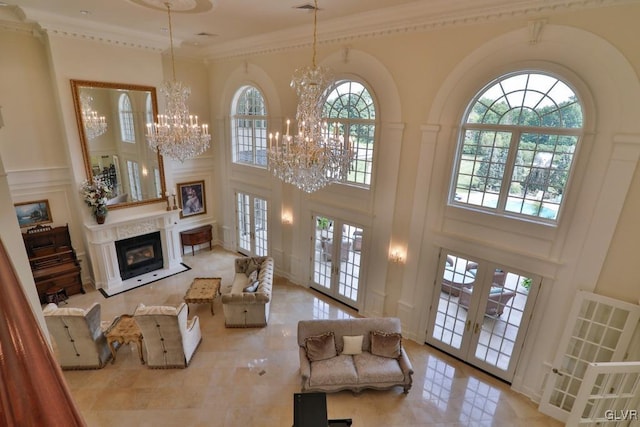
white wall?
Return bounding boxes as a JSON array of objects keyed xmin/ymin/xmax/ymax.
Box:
[{"xmin": 207, "ymin": 3, "xmax": 640, "ymax": 405}]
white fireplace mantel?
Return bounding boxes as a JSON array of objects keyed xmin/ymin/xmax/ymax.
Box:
[{"xmin": 84, "ymin": 209, "xmax": 183, "ymax": 295}]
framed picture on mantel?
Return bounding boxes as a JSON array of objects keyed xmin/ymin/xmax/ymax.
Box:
[
  {"xmin": 14, "ymin": 199, "xmax": 53, "ymax": 228},
  {"xmin": 177, "ymin": 180, "xmax": 206, "ymax": 218}
]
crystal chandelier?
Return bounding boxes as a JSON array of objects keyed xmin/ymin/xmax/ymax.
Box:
[
  {"xmin": 80, "ymin": 93, "xmax": 107, "ymax": 140},
  {"xmin": 267, "ymin": 0, "xmax": 353, "ymax": 193},
  {"xmin": 146, "ymin": 2, "xmax": 211, "ymax": 163}
]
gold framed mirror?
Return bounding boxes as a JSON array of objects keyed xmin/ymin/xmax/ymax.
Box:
[{"xmin": 71, "ymin": 80, "xmax": 165, "ymax": 209}]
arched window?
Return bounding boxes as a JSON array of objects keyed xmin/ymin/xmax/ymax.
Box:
[
  {"xmin": 451, "ymin": 71, "xmax": 583, "ymax": 222},
  {"xmin": 118, "ymin": 93, "xmax": 135, "ymax": 143},
  {"xmin": 323, "ymin": 80, "xmax": 376, "ymax": 188},
  {"xmin": 231, "ymin": 86, "xmax": 267, "ymax": 167}
]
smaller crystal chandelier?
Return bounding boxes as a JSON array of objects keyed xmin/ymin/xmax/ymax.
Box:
[
  {"xmin": 146, "ymin": 2, "xmax": 211, "ymax": 163},
  {"xmin": 80, "ymin": 93, "xmax": 107, "ymax": 140},
  {"xmin": 267, "ymin": 0, "xmax": 354, "ymax": 193}
]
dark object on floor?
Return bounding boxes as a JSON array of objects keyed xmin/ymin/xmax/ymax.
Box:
[{"xmin": 293, "ymin": 392, "xmax": 327, "ymax": 427}]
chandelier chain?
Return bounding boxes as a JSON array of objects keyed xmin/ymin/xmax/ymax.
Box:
[
  {"xmin": 165, "ymin": 2, "xmax": 177, "ymax": 81},
  {"xmin": 312, "ymin": 0, "xmax": 318, "ymax": 68}
]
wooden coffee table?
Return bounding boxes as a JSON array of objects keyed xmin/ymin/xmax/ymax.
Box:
[
  {"xmin": 184, "ymin": 277, "xmax": 221, "ymax": 315},
  {"xmin": 105, "ymin": 314, "xmax": 144, "ymax": 364}
]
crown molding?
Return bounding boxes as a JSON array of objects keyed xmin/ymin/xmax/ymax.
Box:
[
  {"xmin": 5, "ymin": 0, "xmax": 636, "ymax": 59},
  {"xmin": 202, "ymin": 0, "xmax": 635, "ymax": 60},
  {"xmin": 0, "ymin": 6, "xmax": 37, "ymax": 35},
  {"xmin": 19, "ymin": 7, "xmax": 167, "ymax": 52},
  {"xmin": 0, "ymin": 19, "xmax": 38, "ymax": 36}
]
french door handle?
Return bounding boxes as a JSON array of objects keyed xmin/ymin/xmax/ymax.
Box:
[
  {"xmin": 551, "ymin": 368, "xmax": 564, "ymax": 376},
  {"xmin": 474, "ymin": 323, "xmax": 480, "ymax": 334},
  {"xmin": 465, "ymin": 320, "xmax": 471, "ymax": 332}
]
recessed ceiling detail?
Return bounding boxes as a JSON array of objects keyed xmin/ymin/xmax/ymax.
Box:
[{"xmin": 126, "ymin": 0, "xmax": 214, "ymax": 14}]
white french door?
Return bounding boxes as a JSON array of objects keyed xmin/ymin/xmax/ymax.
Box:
[
  {"xmin": 539, "ymin": 291, "xmax": 640, "ymax": 422},
  {"xmin": 311, "ymin": 215, "xmax": 363, "ymax": 309},
  {"xmin": 236, "ymin": 192, "xmax": 268, "ymax": 257},
  {"xmin": 425, "ymin": 249, "xmax": 541, "ymax": 382}
]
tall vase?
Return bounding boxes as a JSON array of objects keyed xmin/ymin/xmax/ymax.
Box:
[{"xmin": 94, "ymin": 204, "xmax": 108, "ymax": 225}]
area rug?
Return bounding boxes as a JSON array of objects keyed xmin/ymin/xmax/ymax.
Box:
[{"xmin": 99, "ymin": 263, "xmax": 191, "ymax": 298}]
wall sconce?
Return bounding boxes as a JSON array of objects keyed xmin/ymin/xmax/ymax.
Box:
[
  {"xmin": 281, "ymin": 212, "xmax": 293, "ymax": 225},
  {"xmin": 141, "ymin": 166, "xmax": 148, "ymax": 177},
  {"xmin": 389, "ymin": 248, "xmax": 405, "ymax": 264}
]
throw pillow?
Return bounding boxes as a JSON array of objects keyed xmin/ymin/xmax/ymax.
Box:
[
  {"xmin": 305, "ymin": 332, "xmax": 337, "ymax": 361},
  {"xmin": 245, "ymin": 258, "xmax": 261, "ymax": 276},
  {"xmin": 247, "ymin": 269, "xmax": 258, "ymax": 283},
  {"xmin": 243, "ymin": 280, "xmax": 259, "ymax": 292},
  {"xmin": 370, "ymin": 330, "xmax": 402, "ymax": 359},
  {"xmin": 342, "ymin": 335, "xmax": 363, "ymax": 355}
]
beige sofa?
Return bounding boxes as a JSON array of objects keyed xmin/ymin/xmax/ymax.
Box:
[
  {"xmin": 297, "ymin": 317, "xmax": 413, "ymax": 394},
  {"xmin": 221, "ymin": 256, "xmax": 274, "ymax": 327}
]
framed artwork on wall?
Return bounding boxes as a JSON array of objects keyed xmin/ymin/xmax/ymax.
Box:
[
  {"xmin": 177, "ymin": 180, "xmax": 206, "ymax": 218},
  {"xmin": 14, "ymin": 200, "xmax": 53, "ymax": 228}
]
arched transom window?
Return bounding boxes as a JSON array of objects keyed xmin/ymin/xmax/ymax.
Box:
[
  {"xmin": 231, "ymin": 86, "xmax": 267, "ymax": 167},
  {"xmin": 451, "ymin": 72, "xmax": 583, "ymax": 222},
  {"xmin": 118, "ymin": 93, "xmax": 135, "ymax": 143},
  {"xmin": 323, "ymin": 80, "xmax": 376, "ymax": 188}
]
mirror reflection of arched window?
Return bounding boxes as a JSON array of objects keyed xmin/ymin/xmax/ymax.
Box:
[
  {"xmin": 118, "ymin": 93, "xmax": 135, "ymax": 143},
  {"xmin": 127, "ymin": 160, "xmax": 142, "ymax": 201},
  {"xmin": 153, "ymin": 168, "xmax": 161, "ymax": 199},
  {"xmin": 145, "ymin": 93, "xmax": 153, "ymax": 127}
]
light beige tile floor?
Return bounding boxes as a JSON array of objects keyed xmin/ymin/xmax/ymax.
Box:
[{"xmin": 58, "ymin": 247, "xmax": 563, "ymax": 427}]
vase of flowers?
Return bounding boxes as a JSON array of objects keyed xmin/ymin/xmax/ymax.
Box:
[{"xmin": 80, "ymin": 178, "xmax": 112, "ymax": 224}]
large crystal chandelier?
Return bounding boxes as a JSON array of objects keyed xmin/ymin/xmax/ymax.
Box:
[
  {"xmin": 146, "ymin": 2, "xmax": 211, "ymax": 163},
  {"xmin": 80, "ymin": 93, "xmax": 107, "ymax": 140},
  {"xmin": 267, "ymin": 0, "xmax": 353, "ymax": 193}
]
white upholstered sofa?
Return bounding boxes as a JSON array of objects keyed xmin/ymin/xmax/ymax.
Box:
[
  {"xmin": 221, "ymin": 256, "xmax": 273, "ymax": 327},
  {"xmin": 133, "ymin": 302, "xmax": 202, "ymax": 368},
  {"xmin": 43, "ymin": 302, "xmax": 113, "ymax": 369},
  {"xmin": 297, "ymin": 317, "xmax": 413, "ymax": 394}
]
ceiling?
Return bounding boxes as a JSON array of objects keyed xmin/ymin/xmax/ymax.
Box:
[{"xmin": 0, "ymin": 0, "xmax": 631, "ymax": 59}]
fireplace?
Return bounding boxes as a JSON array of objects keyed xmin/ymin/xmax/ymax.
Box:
[
  {"xmin": 115, "ymin": 232, "xmax": 164, "ymax": 280},
  {"xmin": 83, "ymin": 209, "xmax": 186, "ymax": 295}
]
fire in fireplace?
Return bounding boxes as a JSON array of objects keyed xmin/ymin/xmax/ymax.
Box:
[{"xmin": 115, "ymin": 232, "xmax": 164, "ymax": 280}]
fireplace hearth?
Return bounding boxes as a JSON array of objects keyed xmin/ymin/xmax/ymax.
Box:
[{"xmin": 115, "ymin": 232, "xmax": 164, "ymax": 280}]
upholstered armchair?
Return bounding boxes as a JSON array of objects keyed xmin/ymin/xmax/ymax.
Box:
[
  {"xmin": 133, "ymin": 302, "xmax": 201, "ymax": 368},
  {"xmin": 43, "ymin": 302, "xmax": 112, "ymax": 369}
]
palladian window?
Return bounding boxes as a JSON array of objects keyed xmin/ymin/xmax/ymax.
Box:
[
  {"xmin": 323, "ymin": 80, "xmax": 376, "ymax": 188},
  {"xmin": 231, "ymin": 86, "xmax": 268, "ymax": 167},
  {"xmin": 451, "ymin": 72, "xmax": 583, "ymax": 222}
]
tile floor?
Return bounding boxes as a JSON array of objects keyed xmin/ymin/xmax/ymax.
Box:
[{"xmin": 57, "ymin": 247, "xmax": 563, "ymax": 427}]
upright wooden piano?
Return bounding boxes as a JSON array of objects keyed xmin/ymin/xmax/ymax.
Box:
[{"xmin": 22, "ymin": 225, "xmax": 83, "ymax": 304}]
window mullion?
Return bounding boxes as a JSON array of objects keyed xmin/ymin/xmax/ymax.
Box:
[{"xmin": 497, "ymin": 131, "xmax": 520, "ymax": 211}]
